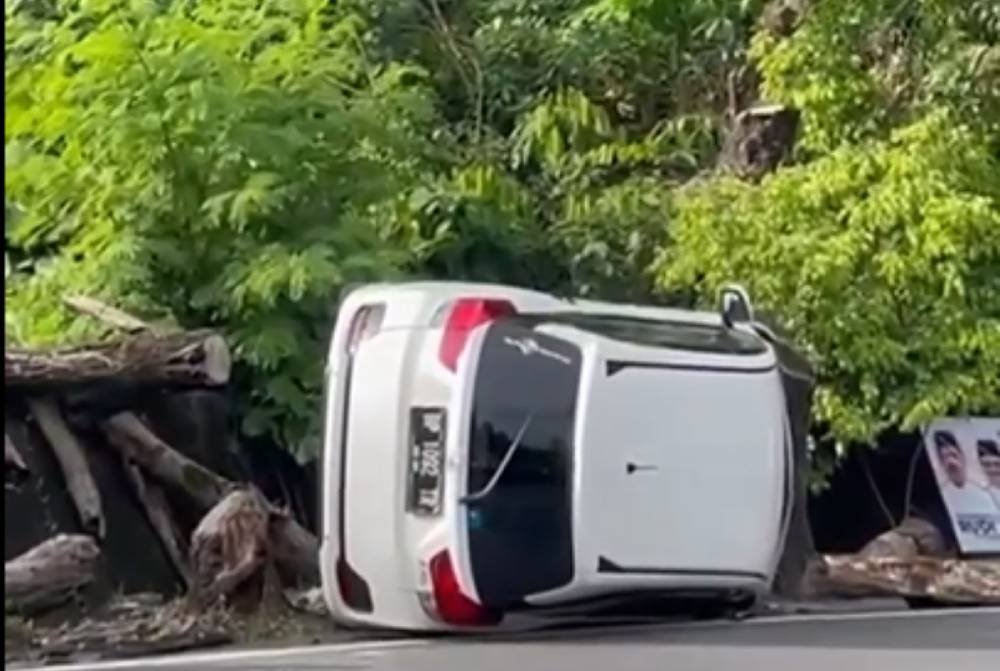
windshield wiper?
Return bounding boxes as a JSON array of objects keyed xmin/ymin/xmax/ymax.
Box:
[{"xmin": 460, "ymin": 413, "xmax": 534, "ymax": 505}]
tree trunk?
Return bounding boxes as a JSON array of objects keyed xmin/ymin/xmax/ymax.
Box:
[
  {"xmin": 101, "ymin": 412, "xmax": 230, "ymax": 511},
  {"xmin": 5, "ymin": 534, "xmax": 101, "ymax": 615},
  {"xmin": 719, "ymin": 104, "xmax": 800, "ymax": 180},
  {"xmin": 5, "ymin": 331, "xmax": 231, "ymax": 390},
  {"xmin": 27, "ymin": 397, "xmax": 105, "ymax": 539},
  {"xmin": 121, "ymin": 456, "xmax": 192, "ymax": 589}
]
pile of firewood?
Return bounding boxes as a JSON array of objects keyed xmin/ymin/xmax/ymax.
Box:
[{"xmin": 4, "ymin": 297, "xmax": 319, "ymax": 618}]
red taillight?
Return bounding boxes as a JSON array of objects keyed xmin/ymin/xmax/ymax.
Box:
[
  {"xmin": 428, "ymin": 550, "xmax": 502, "ymax": 626},
  {"xmin": 438, "ymin": 298, "xmax": 516, "ymax": 371}
]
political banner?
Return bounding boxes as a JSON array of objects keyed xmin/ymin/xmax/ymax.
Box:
[{"xmin": 923, "ymin": 417, "xmax": 1000, "ymax": 555}]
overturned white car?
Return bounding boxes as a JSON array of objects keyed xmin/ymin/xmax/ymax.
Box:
[{"xmin": 319, "ymin": 281, "xmax": 807, "ymax": 631}]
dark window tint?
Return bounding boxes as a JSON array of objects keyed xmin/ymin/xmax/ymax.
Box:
[
  {"xmin": 466, "ymin": 321, "xmax": 581, "ymax": 608},
  {"xmin": 519, "ymin": 312, "xmax": 766, "ymax": 355}
]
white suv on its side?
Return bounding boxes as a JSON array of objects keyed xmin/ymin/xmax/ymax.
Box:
[{"xmin": 319, "ymin": 281, "xmax": 795, "ymax": 631}]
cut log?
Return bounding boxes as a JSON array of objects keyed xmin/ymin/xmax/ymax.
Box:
[
  {"xmin": 189, "ymin": 488, "xmax": 272, "ymax": 608},
  {"xmin": 121, "ymin": 456, "xmax": 193, "ymax": 589},
  {"xmin": 5, "ymin": 432, "xmax": 30, "ymax": 487},
  {"xmin": 5, "ymin": 534, "xmax": 101, "ymax": 614},
  {"xmin": 102, "ymin": 413, "xmax": 320, "ymax": 588},
  {"xmin": 62, "ymin": 295, "xmax": 153, "ymax": 334},
  {"xmin": 6, "ymin": 330, "xmax": 231, "ymax": 390},
  {"xmin": 27, "ymin": 397, "xmax": 105, "ymax": 539},
  {"xmin": 270, "ymin": 510, "xmax": 321, "ymax": 586},
  {"xmin": 102, "ymin": 412, "xmax": 230, "ymax": 511},
  {"xmin": 5, "ymin": 432, "xmax": 28, "ymax": 472}
]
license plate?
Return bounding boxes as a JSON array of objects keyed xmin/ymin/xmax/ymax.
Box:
[{"xmin": 406, "ymin": 407, "xmax": 446, "ymax": 516}]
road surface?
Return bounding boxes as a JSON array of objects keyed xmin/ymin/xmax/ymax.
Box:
[{"xmin": 27, "ymin": 607, "xmax": 1000, "ymax": 671}]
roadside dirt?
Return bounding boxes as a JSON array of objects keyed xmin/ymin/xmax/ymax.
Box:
[{"xmin": 4, "ymin": 592, "xmax": 351, "ymax": 668}]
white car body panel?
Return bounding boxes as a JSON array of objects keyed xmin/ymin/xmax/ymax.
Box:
[{"xmin": 319, "ymin": 281, "xmax": 793, "ymax": 631}]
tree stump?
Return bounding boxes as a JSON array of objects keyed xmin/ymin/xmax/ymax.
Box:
[
  {"xmin": 719, "ymin": 104, "xmax": 800, "ymax": 180},
  {"xmin": 189, "ymin": 488, "xmax": 274, "ymax": 611}
]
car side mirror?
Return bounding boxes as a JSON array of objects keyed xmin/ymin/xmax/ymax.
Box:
[{"xmin": 719, "ymin": 284, "xmax": 754, "ymax": 329}]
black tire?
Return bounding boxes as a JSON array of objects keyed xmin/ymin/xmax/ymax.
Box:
[{"xmin": 693, "ymin": 592, "xmax": 756, "ymax": 621}]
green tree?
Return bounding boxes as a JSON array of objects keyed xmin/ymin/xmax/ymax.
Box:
[
  {"xmin": 5, "ymin": 0, "xmax": 439, "ymax": 457},
  {"xmin": 657, "ymin": 108, "xmax": 1000, "ymax": 447}
]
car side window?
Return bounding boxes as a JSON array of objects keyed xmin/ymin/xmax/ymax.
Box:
[{"xmin": 522, "ymin": 312, "xmax": 766, "ymax": 355}]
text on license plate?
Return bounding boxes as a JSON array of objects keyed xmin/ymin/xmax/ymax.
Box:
[{"xmin": 406, "ymin": 407, "xmax": 446, "ymax": 516}]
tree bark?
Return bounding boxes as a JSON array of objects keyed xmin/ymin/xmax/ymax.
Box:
[
  {"xmin": 719, "ymin": 104, "xmax": 800, "ymax": 180},
  {"xmin": 270, "ymin": 509, "xmax": 321, "ymax": 586},
  {"xmin": 102, "ymin": 412, "xmax": 230, "ymax": 511},
  {"xmin": 27, "ymin": 397, "xmax": 105, "ymax": 539},
  {"xmin": 189, "ymin": 488, "xmax": 272, "ymax": 608},
  {"xmin": 5, "ymin": 331, "xmax": 231, "ymax": 390},
  {"xmin": 5, "ymin": 432, "xmax": 30, "ymax": 487},
  {"xmin": 5, "ymin": 534, "xmax": 101, "ymax": 614},
  {"xmin": 121, "ymin": 456, "xmax": 193, "ymax": 589}
]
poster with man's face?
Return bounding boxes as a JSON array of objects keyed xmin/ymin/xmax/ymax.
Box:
[{"xmin": 923, "ymin": 417, "xmax": 1000, "ymax": 555}]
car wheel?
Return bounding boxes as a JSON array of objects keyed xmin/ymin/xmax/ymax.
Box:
[{"xmin": 693, "ymin": 591, "xmax": 756, "ymax": 621}]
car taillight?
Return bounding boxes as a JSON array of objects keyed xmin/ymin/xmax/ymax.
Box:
[
  {"xmin": 345, "ymin": 303, "xmax": 385, "ymax": 355},
  {"xmin": 438, "ymin": 298, "xmax": 516, "ymax": 371},
  {"xmin": 427, "ymin": 550, "xmax": 502, "ymax": 626}
]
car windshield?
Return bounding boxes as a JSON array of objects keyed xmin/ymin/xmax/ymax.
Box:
[
  {"xmin": 521, "ymin": 312, "xmax": 766, "ymax": 355},
  {"xmin": 465, "ymin": 320, "xmax": 581, "ymax": 608}
]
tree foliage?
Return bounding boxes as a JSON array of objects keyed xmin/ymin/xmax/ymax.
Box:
[
  {"xmin": 6, "ymin": 0, "xmax": 441, "ymax": 456},
  {"xmin": 6, "ymin": 0, "xmax": 999, "ymax": 463},
  {"xmin": 658, "ymin": 109, "xmax": 1000, "ymax": 446}
]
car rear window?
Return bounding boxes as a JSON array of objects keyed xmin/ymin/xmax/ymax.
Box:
[
  {"xmin": 522, "ymin": 312, "xmax": 766, "ymax": 355},
  {"xmin": 465, "ymin": 320, "xmax": 581, "ymax": 608}
]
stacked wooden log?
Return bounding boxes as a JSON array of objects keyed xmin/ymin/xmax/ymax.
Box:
[{"xmin": 4, "ymin": 297, "xmax": 319, "ymax": 617}]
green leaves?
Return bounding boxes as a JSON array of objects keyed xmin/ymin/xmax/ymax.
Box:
[
  {"xmin": 5, "ymin": 0, "xmax": 436, "ymax": 460},
  {"xmin": 657, "ymin": 109, "xmax": 1000, "ymax": 446},
  {"xmin": 7, "ymin": 0, "xmax": 998, "ymax": 472}
]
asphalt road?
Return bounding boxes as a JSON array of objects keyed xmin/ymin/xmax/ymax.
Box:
[{"xmin": 32, "ymin": 608, "xmax": 1000, "ymax": 671}]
